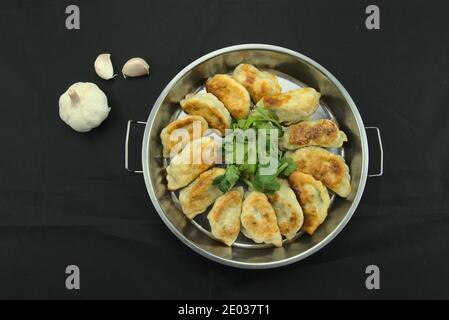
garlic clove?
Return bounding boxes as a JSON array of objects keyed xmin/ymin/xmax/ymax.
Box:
[
  {"xmin": 122, "ymin": 57, "xmax": 150, "ymax": 78},
  {"xmin": 94, "ymin": 53, "xmax": 116, "ymax": 80}
]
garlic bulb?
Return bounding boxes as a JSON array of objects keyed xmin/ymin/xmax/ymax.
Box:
[
  {"xmin": 122, "ymin": 57, "xmax": 150, "ymax": 78},
  {"xmin": 94, "ymin": 53, "xmax": 116, "ymax": 80},
  {"xmin": 59, "ymin": 82, "xmax": 111, "ymax": 132}
]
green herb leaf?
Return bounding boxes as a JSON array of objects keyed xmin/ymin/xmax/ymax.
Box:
[
  {"xmin": 252, "ymin": 172, "xmax": 280, "ymax": 194},
  {"xmin": 253, "ymin": 107, "xmax": 282, "ymax": 131},
  {"xmin": 216, "ymin": 107, "xmax": 289, "ymax": 195},
  {"xmin": 235, "ymin": 119, "xmax": 247, "ymax": 129},
  {"xmin": 278, "ymin": 157, "xmax": 297, "ymax": 177},
  {"xmin": 239, "ymin": 163, "xmax": 257, "ymax": 178},
  {"xmin": 213, "ymin": 165, "xmax": 240, "ymax": 193}
]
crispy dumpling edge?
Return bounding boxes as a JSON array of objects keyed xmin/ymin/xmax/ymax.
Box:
[
  {"xmin": 289, "ymin": 171, "xmax": 330, "ymax": 235},
  {"xmin": 166, "ymin": 136, "xmax": 220, "ymax": 190},
  {"xmin": 179, "ymin": 167, "xmax": 225, "ymax": 219},
  {"xmin": 257, "ymin": 87, "xmax": 321, "ymax": 124},
  {"xmin": 205, "ymin": 74, "xmax": 251, "ymax": 120},
  {"xmin": 268, "ymin": 179, "xmax": 304, "ymax": 240},
  {"xmin": 286, "ymin": 146, "xmax": 352, "ymax": 198},
  {"xmin": 232, "ymin": 63, "xmax": 281, "ymax": 103},
  {"xmin": 241, "ymin": 191, "xmax": 283, "ymax": 247},
  {"xmin": 282, "ymin": 119, "xmax": 348, "ymax": 150},
  {"xmin": 179, "ymin": 92, "xmax": 232, "ymax": 135},
  {"xmin": 207, "ymin": 186, "xmax": 244, "ymax": 246},
  {"xmin": 160, "ymin": 115, "xmax": 209, "ymax": 157}
]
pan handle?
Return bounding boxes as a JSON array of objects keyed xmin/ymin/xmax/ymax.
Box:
[
  {"xmin": 125, "ymin": 120, "xmax": 146, "ymax": 174},
  {"xmin": 365, "ymin": 126, "xmax": 383, "ymax": 177}
]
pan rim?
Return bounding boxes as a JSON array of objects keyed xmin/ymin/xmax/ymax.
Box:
[{"xmin": 141, "ymin": 44, "xmax": 369, "ymax": 269}]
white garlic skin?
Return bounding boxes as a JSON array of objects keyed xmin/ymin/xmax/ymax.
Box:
[
  {"xmin": 59, "ymin": 82, "xmax": 111, "ymax": 132},
  {"xmin": 94, "ymin": 53, "xmax": 116, "ymax": 80},
  {"xmin": 122, "ymin": 57, "xmax": 150, "ymax": 78}
]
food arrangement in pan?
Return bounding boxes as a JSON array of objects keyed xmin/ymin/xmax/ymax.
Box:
[{"xmin": 160, "ymin": 63, "xmax": 351, "ymax": 248}]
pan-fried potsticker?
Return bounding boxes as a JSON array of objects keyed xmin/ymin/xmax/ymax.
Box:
[
  {"xmin": 160, "ymin": 115, "xmax": 209, "ymax": 157},
  {"xmin": 205, "ymin": 74, "xmax": 250, "ymax": 120},
  {"xmin": 207, "ymin": 187, "xmax": 244, "ymax": 246},
  {"xmin": 257, "ymin": 88, "xmax": 320, "ymax": 124},
  {"xmin": 289, "ymin": 171, "xmax": 330, "ymax": 235},
  {"xmin": 166, "ymin": 136, "xmax": 221, "ymax": 190},
  {"xmin": 241, "ymin": 191, "xmax": 283, "ymax": 247},
  {"xmin": 232, "ymin": 64, "xmax": 281, "ymax": 103},
  {"xmin": 286, "ymin": 146, "xmax": 351, "ymax": 197},
  {"xmin": 179, "ymin": 167, "xmax": 225, "ymax": 219},
  {"xmin": 180, "ymin": 92, "xmax": 231, "ymax": 135},
  {"xmin": 268, "ymin": 179, "xmax": 304, "ymax": 240},
  {"xmin": 282, "ymin": 119, "xmax": 347, "ymax": 150}
]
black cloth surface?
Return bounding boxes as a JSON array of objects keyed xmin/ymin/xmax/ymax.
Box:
[{"xmin": 0, "ymin": 0, "xmax": 448, "ymax": 299}]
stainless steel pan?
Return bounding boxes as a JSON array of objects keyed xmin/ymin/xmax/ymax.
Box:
[{"xmin": 125, "ymin": 44, "xmax": 383, "ymax": 269}]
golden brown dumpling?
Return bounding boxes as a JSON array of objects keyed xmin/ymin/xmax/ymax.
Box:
[
  {"xmin": 268, "ymin": 179, "xmax": 304, "ymax": 240},
  {"xmin": 286, "ymin": 146, "xmax": 351, "ymax": 197},
  {"xmin": 179, "ymin": 167, "xmax": 225, "ymax": 219},
  {"xmin": 257, "ymin": 88, "xmax": 320, "ymax": 124},
  {"xmin": 205, "ymin": 74, "xmax": 250, "ymax": 120},
  {"xmin": 166, "ymin": 136, "xmax": 221, "ymax": 190},
  {"xmin": 160, "ymin": 115, "xmax": 209, "ymax": 157},
  {"xmin": 232, "ymin": 64, "xmax": 281, "ymax": 103},
  {"xmin": 207, "ymin": 187, "xmax": 244, "ymax": 246},
  {"xmin": 289, "ymin": 171, "xmax": 330, "ymax": 235},
  {"xmin": 282, "ymin": 119, "xmax": 347, "ymax": 150},
  {"xmin": 241, "ymin": 191, "xmax": 282, "ymax": 247},
  {"xmin": 180, "ymin": 92, "xmax": 231, "ymax": 135}
]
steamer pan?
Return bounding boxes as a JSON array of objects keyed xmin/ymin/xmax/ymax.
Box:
[{"xmin": 126, "ymin": 44, "xmax": 382, "ymax": 269}]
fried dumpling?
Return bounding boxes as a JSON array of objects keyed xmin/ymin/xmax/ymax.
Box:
[
  {"xmin": 166, "ymin": 136, "xmax": 221, "ymax": 190},
  {"xmin": 289, "ymin": 172, "xmax": 330, "ymax": 235},
  {"xmin": 241, "ymin": 191, "xmax": 282, "ymax": 247},
  {"xmin": 282, "ymin": 119, "xmax": 347, "ymax": 150},
  {"xmin": 286, "ymin": 146, "xmax": 351, "ymax": 197},
  {"xmin": 268, "ymin": 179, "xmax": 304, "ymax": 240},
  {"xmin": 160, "ymin": 115, "xmax": 209, "ymax": 157},
  {"xmin": 179, "ymin": 167, "xmax": 225, "ymax": 219},
  {"xmin": 207, "ymin": 187, "xmax": 244, "ymax": 246},
  {"xmin": 205, "ymin": 74, "xmax": 250, "ymax": 120},
  {"xmin": 232, "ymin": 64, "xmax": 281, "ymax": 103},
  {"xmin": 257, "ymin": 88, "xmax": 321, "ymax": 124},
  {"xmin": 180, "ymin": 92, "xmax": 231, "ymax": 135}
]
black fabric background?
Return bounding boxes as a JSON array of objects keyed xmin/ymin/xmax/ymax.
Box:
[{"xmin": 0, "ymin": 0, "xmax": 448, "ymax": 299}]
